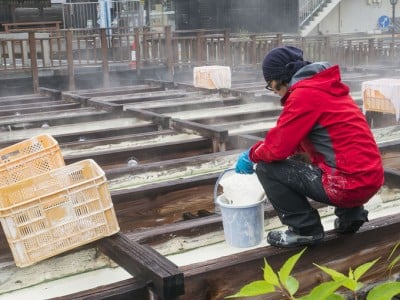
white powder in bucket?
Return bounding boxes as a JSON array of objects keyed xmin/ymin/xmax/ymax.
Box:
[{"xmin": 219, "ymin": 173, "xmax": 265, "ymax": 206}]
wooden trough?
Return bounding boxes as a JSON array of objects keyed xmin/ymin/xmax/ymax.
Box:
[{"xmin": 0, "ymin": 81, "xmax": 400, "ymax": 300}]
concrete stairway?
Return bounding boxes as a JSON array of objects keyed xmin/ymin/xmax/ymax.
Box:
[{"xmin": 300, "ymin": 0, "xmax": 342, "ymax": 37}]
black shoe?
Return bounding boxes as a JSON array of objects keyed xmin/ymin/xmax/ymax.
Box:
[
  {"xmin": 267, "ymin": 229, "xmax": 324, "ymax": 248},
  {"xmin": 334, "ymin": 218, "xmax": 366, "ymax": 234}
]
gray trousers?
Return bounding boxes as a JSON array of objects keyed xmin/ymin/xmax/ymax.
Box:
[{"xmin": 256, "ymin": 159, "xmax": 367, "ymax": 236}]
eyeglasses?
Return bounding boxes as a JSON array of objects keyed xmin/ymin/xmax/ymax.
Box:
[
  {"xmin": 265, "ymin": 80, "xmax": 284, "ymax": 92},
  {"xmin": 265, "ymin": 81, "xmax": 273, "ymax": 91}
]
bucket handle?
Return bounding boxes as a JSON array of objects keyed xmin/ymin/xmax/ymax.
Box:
[
  {"xmin": 213, "ymin": 168, "xmax": 267, "ymax": 207},
  {"xmin": 213, "ymin": 168, "xmax": 236, "ymax": 204}
]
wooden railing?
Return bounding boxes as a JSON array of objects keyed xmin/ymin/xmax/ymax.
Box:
[
  {"xmin": 3, "ymin": 21, "xmax": 62, "ymax": 33},
  {"xmin": 0, "ymin": 26, "xmax": 399, "ymax": 91}
]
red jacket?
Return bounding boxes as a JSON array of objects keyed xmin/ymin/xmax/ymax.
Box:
[{"xmin": 249, "ymin": 65, "xmax": 384, "ymax": 208}]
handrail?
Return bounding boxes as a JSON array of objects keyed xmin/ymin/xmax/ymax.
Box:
[{"xmin": 299, "ymin": 0, "xmax": 330, "ymax": 27}]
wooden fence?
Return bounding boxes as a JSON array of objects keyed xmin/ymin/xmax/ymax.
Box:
[{"xmin": 0, "ymin": 26, "xmax": 399, "ymax": 91}]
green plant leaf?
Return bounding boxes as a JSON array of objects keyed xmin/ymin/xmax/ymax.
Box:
[
  {"xmin": 354, "ymin": 258, "xmax": 380, "ymax": 281},
  {"xmin": 348, "ymin": 268, "xmax": 354, "ymax": 280},
  {"xmin": 285, "ymin": 275, "xmax": 299, "ymax": 296},
  {"xmin": 387, "ymin": 242, "xmax": 400, "ymax": 262},
  {"xmin": 388, "ymin": 254, "xmax": 400, "ymax": 274},
  {"xmin": 278, "ymin": 248, "xmax": 307, "ymax": 286},
  {"xmin": 326, "ymin": 294, "xmax": 346, "ymax": 300},
  {"xmin": 356, "ymin": 282, "xmax": 364, "ymax": 291},
  {"xmin": 314, "ymin": 264, "xmax": 356, "ymax": 290},
  {"xmin": 366, "ymin": 282, "xmax": 400, "ymax": 300},
  {"xmin": 225, "ymin": 280, "xmax": 275, "ymax": 298},
  {"xmin": 263, "ymin": 258, "xmax": 280, "ymax": 287},
  {"xmin": 314, "ymin": 264, "xmax": 346, "ymax": 281},
  {"xmin": 299, "ymin": 280, "xmax": 343, "ymax": 300},
  {"xmin": 342, "ymin": 278, "xmax": 357, "ymax": 291}
]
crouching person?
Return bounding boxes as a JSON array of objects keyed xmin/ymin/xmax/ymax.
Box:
[{"xmin": 235, "ymin": 46, "xmax": 384, "ymax": 248}]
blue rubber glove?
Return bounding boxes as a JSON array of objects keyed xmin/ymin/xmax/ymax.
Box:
[{"xmin": 235, "ymin": 150, "xmax": 254, "ymax": 174}]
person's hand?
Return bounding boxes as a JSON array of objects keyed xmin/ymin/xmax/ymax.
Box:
[{"xmin": 235, "ymin": 150, "xmax": 254, "ymax": 174}]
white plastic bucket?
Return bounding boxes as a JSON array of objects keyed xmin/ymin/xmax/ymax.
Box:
[
  {"xmin": 216, "ymin": 195, "xmax": 265, "ymax": 248},
  {"xmin": 214, "ymin": 168, "xmax": 265, "ymax": 248}
]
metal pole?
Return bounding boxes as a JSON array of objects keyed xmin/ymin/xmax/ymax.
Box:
[
  {"xmin": 147, "ymin": 0, "xmax": 151, "ymax": 26},
  {"xmin": 393, "ymin": 3, "xmax": 395, "ymax": 58},
  {"xmin": 391, "ymin": 0, "xmax": 398, "ymax": 58}
]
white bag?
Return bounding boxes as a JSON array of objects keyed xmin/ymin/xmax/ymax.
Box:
[{"xmin": 219, "ymin": 172, "xmax": 266, "ymax": 206}]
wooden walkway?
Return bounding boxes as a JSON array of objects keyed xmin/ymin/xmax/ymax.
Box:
[{"xmin": 0, "ymin": 75, "xmax": 399, "ymax": 299}]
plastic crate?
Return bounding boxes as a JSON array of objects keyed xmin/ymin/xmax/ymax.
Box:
[
  {"xmin": 363, "ymin": 88, "xmax": 396, "ymax": 114},
  {"xmin": 0, "ymin": 134, "xmax": 65, "ymax": 188},
  {"xmin": 0, "ymin": 159, "xmax": 120, "ymax": 267},
  {"xmin": 193, "ymin": 66, "xmax": 232, "ymax": 89}
]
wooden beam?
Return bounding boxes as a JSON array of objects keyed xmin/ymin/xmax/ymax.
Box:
[
  {"xmin": 125, "ymin": 108, "xmax": 171, "ymax": 129},
  {"xmin": 181, "ymin": 213, "xmax": 400, "ymax": 300},
  {"xmin": 170, "ymin": 119, "xmax": 228, "ymax": 152},
  {"xmin": 0, "ymin": 103, "xmax": 80, "ymax": 116},
  {"xmin": 97, "ymin": 233, "xmax": 184, "ymax": 300},
  {"xmin": 111, "ymin": 174, "xmax": 220, "ymax": 232},
  {"xmin": 52, "ymin": 278, "xmax": 150, "ymax": 300},
  {"xmin": 64, "ymin": 138, "xmax": 212, "ymax": 167},
  {"xmin": 43, "ymin": 212, "xmax": 400, "ymax": 300}
]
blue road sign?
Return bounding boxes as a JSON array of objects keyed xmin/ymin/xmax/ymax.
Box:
[{"xmin": 378, "ymin": 15, "xmax": 390, "ymax": 29}]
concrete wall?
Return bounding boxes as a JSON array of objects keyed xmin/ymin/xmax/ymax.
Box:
[{"xmin": 316, "ymin": 0, "xmax": 394, "ymax": 34}]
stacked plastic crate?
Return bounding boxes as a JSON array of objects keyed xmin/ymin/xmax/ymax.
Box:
[{"xmin": 0, "ymin": 134, "xmax": 120, "ymax": 267}]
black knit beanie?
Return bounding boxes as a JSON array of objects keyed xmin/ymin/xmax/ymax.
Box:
[{"xmin": 262, "ymin": 46, "xmax": 311, "ymax": 83}]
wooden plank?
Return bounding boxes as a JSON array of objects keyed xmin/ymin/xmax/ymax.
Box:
[
  {"xmin": 0, "ymin": 100, "xmax": 68, "ymax": 110},
  {"xmin": 97, "ymin": 233, "xmax": 184, "ymax": 300},
  {"xmin": 170, "ymin": 119, "xmax": 229, "ymax": 143},
  {"xmin": 124, "ymin": 108, "xmax": 171, "ymax": 129},
  {"xmin": 181, "ymin": 214, "xmax": 400, "ymax": 300},
  {"xmin": 64, "ymin": 138, "xmax": 213, "ymax": 168},
  {"xmin": 0, "ymin": 95, "xmax": 51, "ymax": 105},
  {"xmin": 3, "ymin": 21, "xmax": 61, "ymax": 32},
  {"xmin": 89, "ymin": 90, "xmax": 189, "ymax": 104},
  {"xmin": 61, "ymin": 129, "xmax": 178, "ymax": 149},
  {"xmin": 55, "ymin": 124, "xmax": 160, "ymax": 144},
  {"xmin": 0, "ymin": 103, "xmax": 81, "ymax": 116},
  {"xmin": 69, "ymin": 85, "xmax": 165, "ymax": 97},
  {"xmin": 39, "ymin": 212, "xmax": 400, "ymax": 300},
  {"xmin": 112, "ymin": 174, "xmax": 219, "ymax": 231},
  {"xmin": 52, "ymin": 278, "xmax": 150, "ymax": 300},
  {"xmin": 143, "ymin": 97, "xmax": 242, "ymax": 114},
  {"xmin": 0, "ymin": 108, "xmax": 104, "ymax": 127},
  {"xmin": 189, "ymin": 108, "xmax": 282, "ymax": 124}
]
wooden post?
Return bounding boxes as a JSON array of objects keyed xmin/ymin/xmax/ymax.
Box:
[
  {"xmin": 301, "ymin": 37, "xmax": 306, "ymax": 55},
  {"xmin": 346, "ymin": 40, "xmax": 352, "ymax": 67},
  {"xmin": 28, "ymin": 31, "xmax": 39, "ymax": 93},
  {"xmin": 100, "ymin": 28, "xmax": 110, "ymax": 88},
  {"xmin": 142, "ymin": 26, "xmax": 149, "ymax": 64},
  {"xmin": 196, "ymin": 30, "xmax": 204, "ymax": 66},
  {"xmin": 165, "ymin": 26, "xmax": 173, "ymax": 80},
  {"xmin": 224, "ymin": 29, "xmax": 231, "ymax": 67},
  {"xmin": 324, "ymin": 36, "xmax": 330, "ymax": 63},
  {"xmin": 134, "ymin": 27, "xmax": 141, "ymax": 76},
  {"xmin": 276, "ymin": 33, "xmax": 283, "ymax": 47},
  {"xmin": 66, "ymin": 30, "xmax": 75, "ymax": 91},
  {"xmin": 250, "ymin": 34, "xmax": 257, "ymax": 67},
  {"xmin": 336, "ymin": 38, "xmax": 344, "ymax": 66},
  {"xmin": 368, "ymin": 38, "xmax": 375, "ymax": 64}
]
